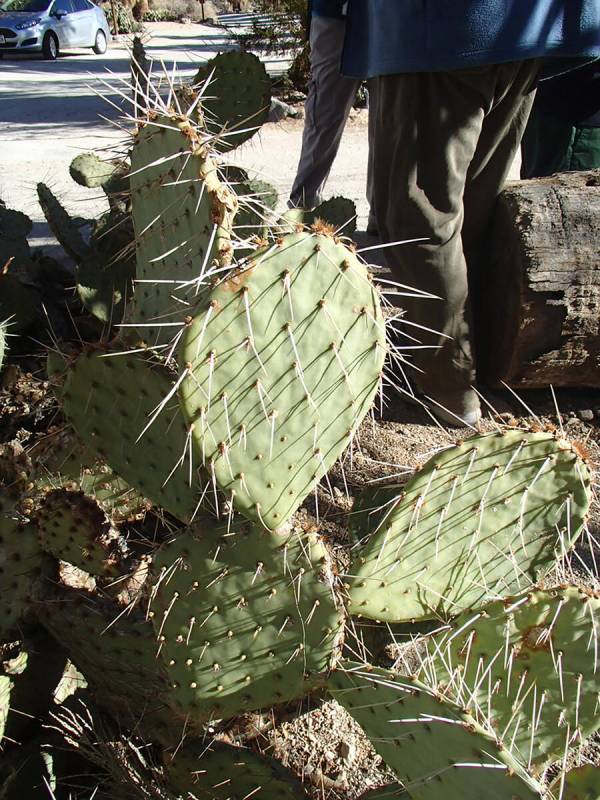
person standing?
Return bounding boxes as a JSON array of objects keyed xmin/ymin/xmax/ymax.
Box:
[
  {"xmin": 343, "ymin": 1, "xmax": 600, "ymax": 425},
  {"xmin": 289, "ymin": 0, "xmax": 377, "ymax": 232}
]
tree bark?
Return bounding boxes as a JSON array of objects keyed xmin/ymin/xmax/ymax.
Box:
[{"xmin": 476, "ymin": 169, "xmax": 600, "ymax": 388}]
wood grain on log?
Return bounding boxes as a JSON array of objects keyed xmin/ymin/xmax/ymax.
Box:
[{"xmin": 477, "ymin": 169, "xmax": 600, "ymax": 388}]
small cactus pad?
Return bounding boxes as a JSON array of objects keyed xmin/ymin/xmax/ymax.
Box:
[
  {"xmin": 550, "ymin": 766, "xmax": 600, "ymax": 800},
  {"xmin": 61, "ymin": 350, "xmax": 201, "ymax": 523},
  {"xmin": 417, "ymin": 587, "xmax": 600, "ymax": 775},
  {"xmin": 29, "ymin": 426, "xmax": 149, "ymax": 523},
  {"xmin": 193, "ymin": 51, "xmax": 271, "ymax": 151},
  {"xmin": 37, "ymin": 182, "xmax": 90, "ymax": 265},
  {"xmin": 149, "ymin": 522, "xmax": 344, "ymax": 722},
  {"xmin": 69, "ymin": 153, "xmax": 119, "ymax": 189},
  {"xmin": 36, "ymin": 489, "xmax": 124, "ymax": 576},
  {"xmin": 179, "ymin": 231, "xmax": 386, "ymax": 529},
  {"xmin": 130, "ymin": 114, "xmax": 236, "ymax": 347},
  {"xmin": 328, "ymin": 662, "xmax": 543, "ymax": 800},
  {"xmin": 0, "ymin": 519, "xmax": 43, "ymax": 641},
  {"xmin": 309, "ymin": 196, "xmax": 357, "ymax": 236},
  {"xmin": 166, "ymin": 740, "xmax": 309, "ymax": 800},
  {"xmin": 348, "ymin": 431, "xmax": 590, "ymax": 622}
]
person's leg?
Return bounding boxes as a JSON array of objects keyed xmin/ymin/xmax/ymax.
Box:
[
  {"xmin": 374, "ymin": 68, "xmax": 494, "ymax": 419},
  {"xmin": 366, "ymin": 78, "xmax": 378, "ymax": 233},
  {"xmin": 288, "ymin": 16, "xmax": 360, "ymax": 209},
  {"xmin": 520, "ymin": 105, "xmax": 576, "ymax": 178},
  {"xmin": 570, "ymin": 125, "xmax": 600, "ymax": 170},
  {"xmin": 462, "ymin": 59, "xmax": 539, "ymax": 327}
]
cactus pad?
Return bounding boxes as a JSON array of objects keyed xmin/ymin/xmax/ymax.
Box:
[
  {"xmin": 61, "ymin": 350, "xmax": 201, "ymax": 523},
  {"xmin": 328, "ymin": 662, "xmax": 543, "ymax": 800},
  {"xmin": 29, "ymin": 426, "xmax": 150, "ymax": 523},
  {"xmin": 0, "ymin": 519, "xmax": 43, "ymax": 641},
  {"xmin": 36, "ymin": 489, "xmax": 125, "ymax": 577},
  {"xmin": 149, "ymin": 521, "xmax": 344, "ymax": 722},
  {"xmin": 166, "ymin": 740, "xmax": 309, "ymax": 800},
  {"xmin": 417, "ymin": 587, "xmax": 600, "ymax": 774},
  {"xmin": 309, "ymin": 196, "xmax": 357, "ymax": 236},
  {"xmin": 130, "ymin": 114, "xmax": 236, "ymax": 347},
  {"xmin": 193, "ymin": 51, "xmax": 271, "ymax": 151},
  {"xmin": 69, "ymin": 153, "xmax": 119, "ymax": 189},
  {"xmin": 179, "ymin": 231, "xmax": 386, "ymax": 529},
  {"xmin": 348, "ymin": 431, "xmax": 590, "ymax": 622}
]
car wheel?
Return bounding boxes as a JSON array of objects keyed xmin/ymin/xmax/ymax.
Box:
[
  {"xmin": 42, "ymin": 32, "xmax": 58, "ymax": 60},
  {"xmin": 92, "ymin": 29, "xmax": 107, "ymax": 55}
]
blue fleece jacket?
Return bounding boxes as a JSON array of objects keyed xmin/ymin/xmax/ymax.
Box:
[
  {"xmin": 342, "ymin": 0, "xmax": 600, "ymax": 78},
  {"xmin": 311, "ymin": 0, "xmax": 344, "ymax": 18}
]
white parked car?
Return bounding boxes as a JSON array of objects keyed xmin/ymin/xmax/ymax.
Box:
[{"xmin": 0, "ymin": 0, "xmax": 111, "ymax": 60}]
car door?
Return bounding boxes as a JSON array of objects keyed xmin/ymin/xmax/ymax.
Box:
[
  {"xmin": 70, "ymin": 0, "xmax": 95, "ymax": 45},
  {"xmin": 48, "ymin": 0, "xmax": 77, "ymax": 47}
]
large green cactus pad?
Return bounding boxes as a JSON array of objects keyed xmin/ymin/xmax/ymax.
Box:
[
  {"xmin": 193, "ymin": 51, "xmax": 271, "ymax": 151},
  {"xmin": 417, "ymin": 587, "xmax": 600, "ymax": 775},
  {"xmin": 61, "ymin": 350, "xmax": 201, "ymax": 523},
  {"xmin": 328, "ymin": 662, "xmax": 543, "ymax": 800},
  {"xmin": 166, "ymin": 740, "xmax": 308, "ymax": 800},
  {"xmin": 179, "ymin": 231, "xmax": 386, "ymax": 529},
  {"xmin": 348, "ymin": 431, "xmax": 590, "ymax": 622},
  {"xmin": 550, "ymin": 766, "xmax": 600, "ymax": 800},
  {"xmin": 130, "ymin": 114, "xmax": 236, "ymax": 347},
  {"xmin": 0, "ymin": 519, "xmax": 43, "ymax": 642},
  {"xmin": 149, "ymin": 522, "xmax": 344, "ymax": 722},
  {"xmin": 36, "ymin": 489, "xmax": 124, "ymax": 577}
]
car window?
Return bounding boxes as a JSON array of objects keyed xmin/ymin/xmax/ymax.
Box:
[
  {"xmin": 72, "ymin": 0, "xmax": 90, "ymax": 11},
  {"xmin": 51, "ymin": 0, "xmax": 73, "ymax": 13}
]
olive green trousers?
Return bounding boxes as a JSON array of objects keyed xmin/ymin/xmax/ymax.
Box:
[{"xmin": 373, "ymin": 60, "xmax": 539, "ymax": 415}]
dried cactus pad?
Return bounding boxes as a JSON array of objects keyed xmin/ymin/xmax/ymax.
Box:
[
  {"xmin": 61, "ymin": 349, "xmax": 201, "ymax": 523},
  {"xmin": 348, "ymin": 431, "xmax": 590, "ymax": 622},
  {"xmin": 193, "ymin": 51, "xmax": 271, "ymax": 151},
  {"xmin": 0, "ymin": 520, "xmax": 42, "ymax": 641},
  {"xmin": 149, "ymin": 522, "xmax": 344, "ymax": 722},
  {"xmin": 550, "ymin": 766, "xmax": 600, "ymax": 800},
  {"xmin": 166, "ymin": 741, "xmax": 309, "ymax": 800},
  {"xmin": 36, "ymin": 489, "xmax": 124, "ymax": 577},
  {"xmin": 417, "ymin": 587, "xmax": 600, "ymax": 775},
  {"xmin": 328, "ymin": 663, "xmax": 543, "ymax": 800},
  {"xmin": 130, "ymin": 114, "xmax": 236, "ymax": 347},
  {"xmin": 179, "ymin": 231, "xmax": 386, "ymax": 529}
]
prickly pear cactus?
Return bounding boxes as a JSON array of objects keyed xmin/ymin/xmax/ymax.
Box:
[
  {"xmin": 310, "ymin": 196, "xmax": 357, "ymax": 236},
  {"xmin": 417, "ymin": 587, "xmax": 600, "ymax": 774},
  {"xmin": 28, "ymin": 426, "xmax": 150, "ymax": 523},
  {"xmin": 0, "ymin": 520, "xmax": 44, "ymax": 642},
  {"xmin": 36, "ymin": 489, "xmax": 125, "ymax": 577},
  {"xmin": 37, "ymin": 182, "xmax": 90, "ymax": 265},
  {"xmin": 166, "ymin": 741, "xmax": 309, "ymax": 800},
  {"xmin": 328, "ymin": 662, "xmax": 543, "ymax": 800},
  {"xmin": 348, "ymin": 431, "xmax": 590, "ymax": 622},
  {"xmin": 129, "ymin": 113, "xmax": 236, "ymax": 347},
  {"xmin": 192, "ymin": 51, "xmax": 271, "ymax": 151},
  {"xmin": 179, "ymin": 230, "xmax": 386, "ymax": 529},
  {"xmin": 60, "ymin": 349, "xmax": 202, "ymax": 523},
  {"xmin": 149, "ymin": 521, "xmax": 344, "ymax": 722},
  {"xmin": 69, "ymin": 153, "xmax": 120, "ymax": 189}
]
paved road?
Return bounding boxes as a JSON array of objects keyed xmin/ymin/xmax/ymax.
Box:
[{"xmin": 0, "ymin": 21, "xmax": 314, "ymax": 254}]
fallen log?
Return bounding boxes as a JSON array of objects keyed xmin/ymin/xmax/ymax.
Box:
[{"xmin": 477, "ymin": 169, "xmax": 600, "ymax": 388}]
